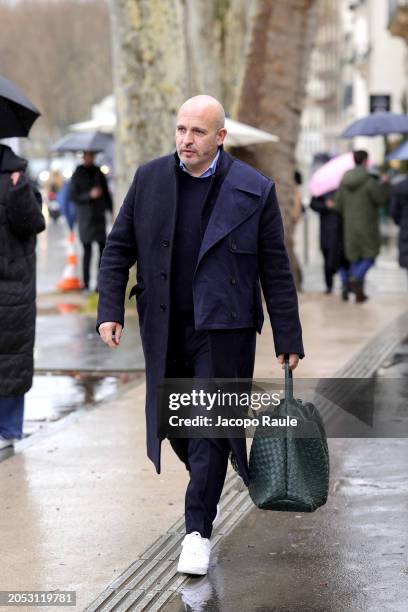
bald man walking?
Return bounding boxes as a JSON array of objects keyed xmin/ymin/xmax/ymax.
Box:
[{"xmin": 97, "ymin": 95, "xmax": 304, "ymax": 575}]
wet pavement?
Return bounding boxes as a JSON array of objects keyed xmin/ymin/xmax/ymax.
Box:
[
  {"xmin": 0, "ymin": 309, "xmax": 144, "ymax": 461},
  {"xmin": 23, "ymin": 372, "xmax": 142, "ymax": 436},
  {"xmin": 37, "ymin": 216, "xmax": 105, "ymax": 294},
  {"xmin": 34, "ymin": 314, "xmax": 144, "ymax": 372},
  {"xmin": 163, "ymin": 440, "xmax": 408, "ymax": 612},
  {"xmin": 0, "ymin": 312, "xmax": 145, "ymax": 452},
  {"xmin": 0, "ymin": 371, "xmax": 143, "ymax": 463},
  {"xmin": 37, "ymin": 216, "xmax": 79, "ymax": 294}
]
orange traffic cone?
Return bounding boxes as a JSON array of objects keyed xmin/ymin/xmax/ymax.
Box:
[{"xmin": 57, "ymin": 231, "xmax": 82, "ymax": 292}]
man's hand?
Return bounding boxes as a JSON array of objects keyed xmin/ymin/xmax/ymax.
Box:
[
  {"xmin": 11, "ymin": 172, "xmax": 21, "ymax": 186},
  {"xmin": 99, "ymin": 322, "xmax": 123, "ymax": 348},
  {"xmin": 90, "ymin": 186, "xmax": 103, "ymax": 199},
  {"xmin": 277, "ymin": 353, "xmax": 299, "ymax": 370}
]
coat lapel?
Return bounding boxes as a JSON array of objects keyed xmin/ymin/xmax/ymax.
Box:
[
  {"xmin": 163, "ymin": 155, "xmax": 179, "ymax": 240},
  {"xmin": 195, "ymin": 161, "xmax": 263, "ymax": 269}
]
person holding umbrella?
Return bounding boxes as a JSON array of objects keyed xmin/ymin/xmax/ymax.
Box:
[
  {"xmin": 333, "ymin": 150, "xmax": 390, "ymax": 302},
  {"xmin": 310, "ymin": 191, "xmax": 349, "ymax": 299},
  {"xmin": 69, "ymin": 150, "xmax": 113, "ymax": 292},
  {"xmin": 308, "ymin": 153, "xmax": 355, "ymax": 300},
  {"xmin": 0, "ymin": 75, "xmax": 45, "ymax": 450}
]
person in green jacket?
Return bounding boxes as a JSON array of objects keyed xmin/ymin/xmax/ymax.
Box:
[{"xmin": 334, "ymin": 150, "xmax": 389, "ymax": 302}]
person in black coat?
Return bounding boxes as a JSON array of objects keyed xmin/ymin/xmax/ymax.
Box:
[
  {"xmin": 70, "ymin": 151, "xmax": 113, "ymax": 291},
  {"xmin": 97, "ymin": 95, "xmax": 304, "ymax": 575},
  {"xmin": 391, "ymin": 178, "xmax": 408, "ymax": 277},
  {"xmin": 0, "ymin": 144, "xmax": 45, "ymax": 450},
  {"xmin": 310, "ymin": 191, "xmax": 350, "ymax": 299}
]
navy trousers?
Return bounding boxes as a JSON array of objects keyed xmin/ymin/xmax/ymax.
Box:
[{"xmin": 166, "ymin": 311, "xmax": 256, "ymax": 538}]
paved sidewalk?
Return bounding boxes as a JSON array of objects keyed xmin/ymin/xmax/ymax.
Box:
[{"xmin": 0, "ymin": 292, "xmax": 407, "ymax": 611}]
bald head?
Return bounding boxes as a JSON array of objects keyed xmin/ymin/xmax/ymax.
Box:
[
  {"xmin": 178, "ymin": 95, "xmax": 226, "ymax": 130},
  {"xmin": 175, "ymin": 95, "xmax": 227, "ymax": 177}
]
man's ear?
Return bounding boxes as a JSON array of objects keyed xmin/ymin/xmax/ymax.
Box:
[{"xmin": 217, "ymin": 128, "xmax": 227, "ymax": 145}]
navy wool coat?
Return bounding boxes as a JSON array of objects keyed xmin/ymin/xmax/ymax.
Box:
[{"xmin": 97, "ymin": 150, "xmax": 304, "ymax": 478}]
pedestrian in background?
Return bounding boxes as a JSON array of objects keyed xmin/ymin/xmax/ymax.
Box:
[
  {"xmin": 310, "ymin": 191, "xmax": 350, "ymax": 299},
  {"xmin": 70, "ymin": 151, "xmax": 113, "ymax": 292},
  {"xmin": 46, "ymin": 169, "xmax": 63, "ymax": 221},
  {"xmin": 391, "ymin": 177, "xmax": 408, "ymax": 284},
  {"xmin": 334, "ymin": 150, "xmax": 389, "ymax": 302},
  {"xmin": 0, "ymin": 143, "xmax": 45, "ymax": 450},
  {"xmin": 57, "ymin": 179, "xmax": 76, "ymax": 231}
]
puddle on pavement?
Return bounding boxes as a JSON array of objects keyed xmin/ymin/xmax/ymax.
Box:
[{"xmin": 23, "ymin": 371, "xmax": 142, "ymax": 437}]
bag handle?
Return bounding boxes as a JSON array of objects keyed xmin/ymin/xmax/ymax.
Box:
[{"xmin": 284, "ymin": 354, "xmax": 293, "ymax": 400}]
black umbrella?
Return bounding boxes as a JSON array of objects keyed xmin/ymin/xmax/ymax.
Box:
[
  {"xmin": 340, "ymin": 111, "xmax": 408, "ymax": 138},
  {"xmin": 52, "ymin": 131, "xmax": 112, "ymax": 153},
  {"xmin": 0, "ymin": 75, "xmax": 41, "ymax": 138}
]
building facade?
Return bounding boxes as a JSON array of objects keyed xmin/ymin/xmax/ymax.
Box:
[{"xmin": 297, "ymin": 0, "xmax": 407, "ymax": 177}]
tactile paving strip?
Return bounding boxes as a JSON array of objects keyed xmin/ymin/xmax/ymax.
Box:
[
  {"xmin": 336, "ymin": 310, "xmax": 408, "ymax": 377},
  {"xmin": 314, "ymin": 310, "xmax": 408, "ymax": 428}
]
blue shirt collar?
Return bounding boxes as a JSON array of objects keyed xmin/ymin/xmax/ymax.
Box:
[{"xmin": 179, "ymin": 148, "xmax": 220, "ymax": 178}]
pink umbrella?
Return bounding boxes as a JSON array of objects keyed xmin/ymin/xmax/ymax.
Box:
[{"xmin": 309, "ymin": 152, "xmax": 356, "ymax": 197}]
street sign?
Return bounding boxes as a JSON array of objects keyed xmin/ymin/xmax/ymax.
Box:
[{"xmin": 370, "ymin": 94, "xmax": 391, "ymax": 113}]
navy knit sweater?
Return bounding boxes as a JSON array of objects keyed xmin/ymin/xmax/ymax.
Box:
[{"xmin": 171, "ymin": 170, "xmax": 213, "ymax": 313}]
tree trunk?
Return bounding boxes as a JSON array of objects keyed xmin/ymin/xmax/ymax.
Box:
[
  {"xmin": 108, "ymin": 0, "xmax": 189, "ymax": 207},
  {"xmin": 233, "ymin": 0, "xmax": 319, "ymax": 289},
  {"xmin": 108, "ymin": 0, "xmax": 318, "ymax": 256},
  {"xmin": 108, "ymin": 0, "xmax": 259, "ymax": 208}
]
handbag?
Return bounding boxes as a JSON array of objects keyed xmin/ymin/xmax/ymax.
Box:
[{"xmin": 248, "ymin": 359, "xmax": 330, "ymax": 512}]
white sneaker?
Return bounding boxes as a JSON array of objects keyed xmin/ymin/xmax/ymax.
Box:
[
  {"xmin": 177, "ymin": 531, "xmax": 211, "ymax": 576},
  {"xmin": 0, "ymin": 436, "xmax": 17, "ymax": 450}
]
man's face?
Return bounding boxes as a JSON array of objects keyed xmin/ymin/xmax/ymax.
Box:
[
  {"xmin": 175, "ymin": 105, "xmax": 226, "ymax": 175},
  {"xmin": 83, "ymin": 152, "xmax": 95, "ymax": 166}
]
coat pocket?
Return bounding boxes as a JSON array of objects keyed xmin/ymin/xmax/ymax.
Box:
[
  {"xmin": 129, "ymin": 284, "xmax": 145, "ymax": 299},
  {"xmin": 228, "ymin": 235, "xmax": 257, "ymax": 255}
]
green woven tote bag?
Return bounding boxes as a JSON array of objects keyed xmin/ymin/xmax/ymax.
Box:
[{"xmin": 248, "ymin": 360, "xmax": 330, "ymax": 512}]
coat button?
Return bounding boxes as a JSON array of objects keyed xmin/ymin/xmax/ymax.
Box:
[
  {"xmin": 162, "ymin": 240, "xmax": 169, "ymax": 247},
  {"xmin": 249, "ymin": 306, "xmax": 254, "ymax": 314},
  {"xmin": 160, "ymin": 272, "xmax": 167, "ymax": 280},
  {"xmin": 230, "ymin": 310, "xmax": 237, "ymax": 319},
  {"xmin": 230, "ymin": 277, "xmax": 237, "ymax": 285},
  {"xmin": 160, "ymin": 304, "xmax": 167, "ymax": 311},
  {"xmin": 231, "ymin": 240, "xmax": 237, "ymax": 251}
]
